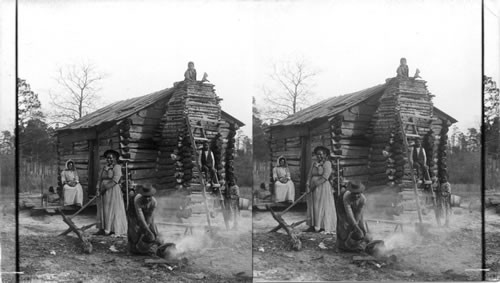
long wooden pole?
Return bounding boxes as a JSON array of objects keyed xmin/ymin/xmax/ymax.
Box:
[
  {"xmin": 40, "ymin": 174, "xmax": 44, "ymax": 207},
  {"xmin": 70, "ymin": 195, "xmax": 98, "ymax": 219},
  {"xmin": 125, "ymin": 161, "xmax": 129, "ymax": 211},
  {"xmin": 278, "ymin": 190, "xmax": 312, "ymax": 217}
]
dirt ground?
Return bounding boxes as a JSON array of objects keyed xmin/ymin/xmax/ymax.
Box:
[
  {"xmin": 0, "ymin": 192, "xmax": 17, "ymax": 283},
  {"xmin": 14, "ymin": 195, "xmax": 252, "ymax": 283},
  {"xmin": 486, "ymin": 208, "xmax": 500, "ymax": 281},
  {"xmin": 253, "ymin": 196, "xmax": 482, "ymax": 282}
]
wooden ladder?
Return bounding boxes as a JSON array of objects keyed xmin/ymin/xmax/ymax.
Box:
[
  {"xmin": 185, "ymin": 117, "xmax": 228, "ymax": 230},
  {"xmin": 396, "ymin": 112, "xmax": 423, "ymax": 223},
  {"xmin": 185, "ymin": 116, "xmax": 213, "ymax": 229}
]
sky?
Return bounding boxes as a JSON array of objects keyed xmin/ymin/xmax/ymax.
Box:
[
  {"xmin": 252, "ymin": 0, "xmax": 482, "ymax": 132},
  {"xmin": 0, "ymin": 0, "xmax": 16, "ymax": 132},
  {"xmin": 0, "ymin": 0, "xmax": 493, "ymax": 134},
  {"xmin": 485, "ymin": 0, "xmax": 500, "ymax": 83}
]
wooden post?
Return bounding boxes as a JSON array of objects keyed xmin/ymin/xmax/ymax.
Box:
[{"xmin": 40, "ymin": 174, "xmax": 44, "ymax": 207}]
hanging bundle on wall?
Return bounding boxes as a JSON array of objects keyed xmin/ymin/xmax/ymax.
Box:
[
  {"xmin": 225, "ymin": 123, "xmax": 237, "ymax": 186},
  {"xmin": 437, "ymin": 122, "xmax": 449, "ymax": 183}
]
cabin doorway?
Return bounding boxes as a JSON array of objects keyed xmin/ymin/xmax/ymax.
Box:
[
  {"xmin": 300, "ymin": 136, "xmax": 312, "ymax": 193},
  {"xmin": 88, "ymin": 139, "xmax": 100, "ymax": 199}
]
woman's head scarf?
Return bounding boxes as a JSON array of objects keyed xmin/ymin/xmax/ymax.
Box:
[
  {"xmin": 65, "ymin": 159, "xmax": 75, "ymax": 170},
  {"xmin": 276, "ymin": 155, "xmax": 288, "ymax": 167}
]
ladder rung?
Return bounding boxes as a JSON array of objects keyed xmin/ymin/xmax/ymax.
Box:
[
  {"xmin": 192, "ymin": 125, "xmax": 205, "ymax": 129},
  {"xmin": 405, "ymin": 134, "xmax": 421, "ymax": 138},
  {"xmin": 194, "ymin": 137, "xmax": 208, "ymax": 141}
]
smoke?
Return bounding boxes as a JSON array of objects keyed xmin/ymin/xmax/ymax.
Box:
[
  {"xmin": 379, "ymin": 231, "xmax": 418, "ymax": 252},
  {"xmin": 155, "ymin": 194, "xmax": 253, "ymax": 256},
  {"xmin": 165, "ymin": 231, "xmax": 213, "ymax": 254}
]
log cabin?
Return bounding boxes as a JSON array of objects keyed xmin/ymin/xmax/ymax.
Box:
[
  {"xmin": 266, "ymin": 77, "xmax": 457, "ymax": 206},
  {"xmin": 55, "ymin": 81, "xmax": 244, "ymax": 203}
]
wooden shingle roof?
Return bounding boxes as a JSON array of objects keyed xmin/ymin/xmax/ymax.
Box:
[
  {"xmin": 57, "ymin": 86, "xmax": 245, "ymax": 131},
  {"xmin": 57, "ymin": 88, "xmax": 175, "ymax": 131},
  {"xmin": 271, "ymin": 84, "xmax": 387, "ymax": 127},
  {"xmin": 271, "ymin": 83, "xmax": 458, "ymax": 127}
]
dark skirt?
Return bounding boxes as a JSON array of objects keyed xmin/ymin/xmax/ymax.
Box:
[
  {"xmin": 127, "ymin": 207, "xmax": 160, "ymax": 254},
  {"xmin": 334, "ymin": 191, "xmax": 366, "ymax": 252}
]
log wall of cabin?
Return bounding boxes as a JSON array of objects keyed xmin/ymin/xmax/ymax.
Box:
[
  {"xmin": 429, "ymin": 116, "xmax": 444, "ymax": 183},
  {"xmin": 156, "ymin": 87, "xmax": 188, "ymax": 191},
  {"xmin": 268, "ymin": 98, "xmax": 382, "ymax": 198},
  {"xmin": 367, "ymin": 79, "xmax": 436, "ymax": 190},
  {"xmin": 268, "ymin": 124, "xmax": 310, "ymax": 196},
  {"xmin": 331, "ymin": 95, "xmax": 381, "ymax": 185},
  {"xmin": 155, "ymin": 82, "xmax": 235, "ymax": 192},
  {"xmin": 57, "ymin": 124, "xmax": 119, "ymax": 201},
  {"xmin": 113, "ymin": 98, "xmax": 168, "ymax": 190}
]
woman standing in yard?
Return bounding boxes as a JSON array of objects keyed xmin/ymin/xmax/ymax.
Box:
[
  {"xmin": 272, "ymin": 156, "xmax": 295, "ymax": 203},
  {"xmin": 95, "ymin": 149, "xmax": 127, "ymax": 236},
  {"xmin": 61, "ymin": 159, "xmax": 83, "ymax": 207},
  {"xmin": 304, "ymin": 146, "xmax": 336, "ymax": 233}
]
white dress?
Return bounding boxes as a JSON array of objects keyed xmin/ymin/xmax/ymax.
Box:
[
  {"xmin": 61, "ymin": 160, "xmax": 84, "ymax": 206},
  {"xmin": 273, "ymin": 160, "xmax": 295, "ymax": 202}
]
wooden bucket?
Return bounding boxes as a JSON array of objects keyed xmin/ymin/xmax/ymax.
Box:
[
  {"xmin": 239, "ymin": 198, "xmax": 250, "ymax": 210},
  {"xmin": 450, "ymin": 195, "xmax": 461, "ymax": 207}
]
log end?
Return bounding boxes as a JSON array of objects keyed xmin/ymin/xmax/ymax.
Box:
[
  {"xmin": 291, "ymin": 240, "xmax": 302, "ymax": 251},
  {"xmin": 82, "ymin": 242, "xmax": 93, "ymax": 254}
]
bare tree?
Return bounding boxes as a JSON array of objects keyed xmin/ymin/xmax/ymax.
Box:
[
  {"xmin": 261, "ymin": 59, "xmax": 319, "ymax": 122},
  {"xmin": 49, "ymin": 62, "xmax": 104, "ymax": 126}
]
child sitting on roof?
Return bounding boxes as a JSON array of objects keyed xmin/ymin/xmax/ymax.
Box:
[{"xmin": 184, "ymin": 61, "xmax": 197, "ymax": 82}]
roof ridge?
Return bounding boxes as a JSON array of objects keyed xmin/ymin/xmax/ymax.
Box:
[
  {"xmin": 273, "ymin": 83, "xmax": 387, "ymax": 126},
  {"xmin": 57, "ymin": 86, "xmax": 173, "ymax": 131}
]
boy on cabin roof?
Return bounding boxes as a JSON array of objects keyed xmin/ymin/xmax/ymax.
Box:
[
  {"xmin": 184, "ymin": 61, "xmax": 197, "ymax": 81},
  {"xmin": 396, "ymin": 57, "xmax": 409, "ymax": 79}
]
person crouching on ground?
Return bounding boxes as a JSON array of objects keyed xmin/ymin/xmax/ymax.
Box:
[
  {"xmin": 304, "ymin": 146, "xmax": 336, "ymax": 234},
  {"xmin": 61, "ymin": 159, "xmax": 83, "ymax": 207},
  {"xmin": 336, "ymin": 180, "xmax": 372, "ymax": 252},
  {"xmin": 95, "ymin": 149, "xmax": 127, "ymax": 236},
  {"xmin": 127, "ymin": 184, "xmax": 164, "ymax": 255}
]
